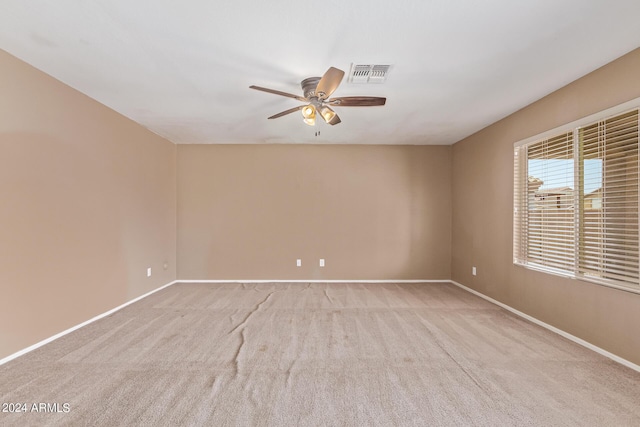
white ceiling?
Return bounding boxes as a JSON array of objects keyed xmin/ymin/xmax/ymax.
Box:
[{"xmin": 1, "ymin": 1, "xmax": 640, "ymax": 145}]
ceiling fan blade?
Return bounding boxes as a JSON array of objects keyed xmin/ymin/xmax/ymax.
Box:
[
  {"xmin": 329, "ymin": 96, "xmax": 386, "ymax": 107},
  {"xmin": 267, "ymin": 106, "xmax": 304, "ymax": 119},
  {"xmin": 315, "ymin": 67, "xmax": 345, "ymax": 100},
  {"xmin": 250, "ymin": 85, "xmax": 307, "ymax": 102}
]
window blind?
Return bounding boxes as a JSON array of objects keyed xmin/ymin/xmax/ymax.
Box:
[
  {"xmin": 514, "ymin": 132, "xmax": 575, "ymax": 273},
  {"xmin": 514, "ymin": 108, "xmax": 639, "ymax": 291},
  {"xmin": 577, "ymin": 110, "xmax": 639, "ymax": 285}
]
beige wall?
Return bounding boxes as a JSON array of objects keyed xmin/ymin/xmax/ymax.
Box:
[
  {"xmin": 177, "ymin": 144, "xmax": 451, "ymax": 280},
  {"xmin": 0, "ymin": 50, "xmax": 177, "ymax": 359},
  {"xmin": 451, "ymin": 48, "xmax": 640, "ymax": 366}
]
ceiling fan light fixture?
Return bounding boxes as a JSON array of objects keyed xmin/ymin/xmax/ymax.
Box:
[
  {"xmin": 302, "ymin": 104, "xmax": 316, "ymax": 126},
  {"xmin": 319, "ymin": 106, "xmax": 336, "ymax": 123},
  {"xmin": 301, "ymin": 104, "xmax": 316, "ymax": 119}
]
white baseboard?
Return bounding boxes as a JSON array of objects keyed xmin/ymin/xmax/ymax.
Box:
[
  {"xmin": 0, "ymin": 280, "xmax": 179, "ymax": 366},
  {"xmin": 449, "ymin": 280, "xmax": 640, "ymax": 374},
  {"xmin": 177, "ymin": 279, "xmax": 447, "ymax": 283}
]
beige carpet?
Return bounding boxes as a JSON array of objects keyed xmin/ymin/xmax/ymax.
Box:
[{"xmin": 1, "ymin": 282, "xmax": 639, "ymax": 426}]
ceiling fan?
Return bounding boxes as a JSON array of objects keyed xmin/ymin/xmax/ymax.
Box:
[{"xmin": 249, "ymin": 67, "xmax": 386, "ymax": 126}]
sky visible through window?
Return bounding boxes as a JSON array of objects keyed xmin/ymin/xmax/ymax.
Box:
[{"xmin": 528, "ymin": 159, "xmax": 602, "ymax": 194}]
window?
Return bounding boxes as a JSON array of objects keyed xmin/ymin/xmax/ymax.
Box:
[{"xmin": 514, "ymin": 107, "xmax": 639, "ymax": 292}]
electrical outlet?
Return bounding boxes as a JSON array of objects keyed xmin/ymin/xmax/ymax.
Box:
[
  {"xmin": 319, "ymin": 259, "xmax": 325, "ymax": 267},
  {"xmin": 147, "ymin": 267, "xmax": 152, "ymax": 277},
  {"xmin": 296, "ymin": 259, "xmax": 302, "ymax": 267},
  {"xmin": 472, "ymin": 266, "xmax": 477, "ymax": 276}
]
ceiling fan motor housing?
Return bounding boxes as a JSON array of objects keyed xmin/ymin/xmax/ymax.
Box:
[{"xmin": 301, "ymin": 77, "xmax": 321, "ymax": 99}]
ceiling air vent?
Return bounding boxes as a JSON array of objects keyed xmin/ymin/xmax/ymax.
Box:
[{"xmin": 348, "ymin": 64, "xmax": 391, "ymax": 84}]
